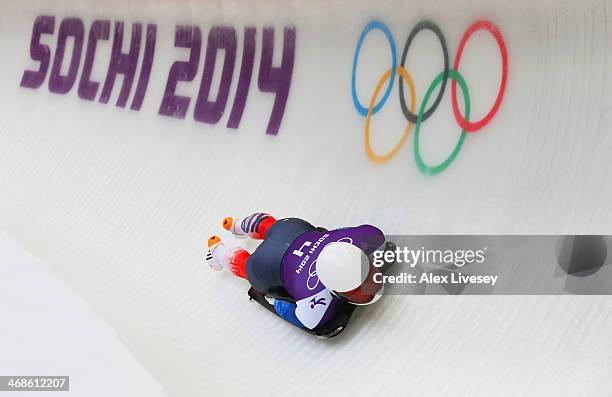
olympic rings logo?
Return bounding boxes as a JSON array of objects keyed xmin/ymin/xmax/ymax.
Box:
[
  {"xmin": 306, "ymin": 260, "xmax": 320, "ymax": 290},
  {"xmin": 351, "ymin": 20, "xmax": 508, "ymax": 175}
]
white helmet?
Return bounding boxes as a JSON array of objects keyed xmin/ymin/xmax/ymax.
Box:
[{"xmin": 316, "ymin": 242, "xmax": 383, "ymax": 305}]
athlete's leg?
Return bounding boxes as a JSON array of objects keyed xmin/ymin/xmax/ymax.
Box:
[
  {"xmin": 206, "ymin": 236, "xmax": 250, "ymax": 279},
  {"xmin": 222, "ymin": 213, "xmax": 276, "ymax": 240}
]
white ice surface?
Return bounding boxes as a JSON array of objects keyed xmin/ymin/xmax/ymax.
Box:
[{"xmin": 0, "ymin": 230, "xmax": 166, "ymax": 396}]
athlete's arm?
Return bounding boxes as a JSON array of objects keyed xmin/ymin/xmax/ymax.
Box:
[{"xmin": 266, "ymin": 296, "xmax": 304, "ymax": 328}]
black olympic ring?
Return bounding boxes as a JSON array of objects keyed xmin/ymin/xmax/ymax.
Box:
[{"xmin": 398, "ymin": 20, "xmax": 449, "ymax": 124}]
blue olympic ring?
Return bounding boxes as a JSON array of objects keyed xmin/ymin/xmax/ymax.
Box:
[{"xmin": 351, "ymin": 20, "xmax": 397, "ymax": 116}]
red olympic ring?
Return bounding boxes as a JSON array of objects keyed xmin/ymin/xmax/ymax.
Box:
[{"xmin": 451, "ymin": 21, "xmax": 508, "ymax": 132}]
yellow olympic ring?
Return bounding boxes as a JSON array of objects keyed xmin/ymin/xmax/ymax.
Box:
[{"xmin": 365, "ymin": 67, "xmax": 416, "ymax": 163}]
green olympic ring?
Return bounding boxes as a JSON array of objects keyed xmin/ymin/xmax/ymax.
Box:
[{"xmin": 414, "ymin": 69, "xmax": 470, "ymax": 176}]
